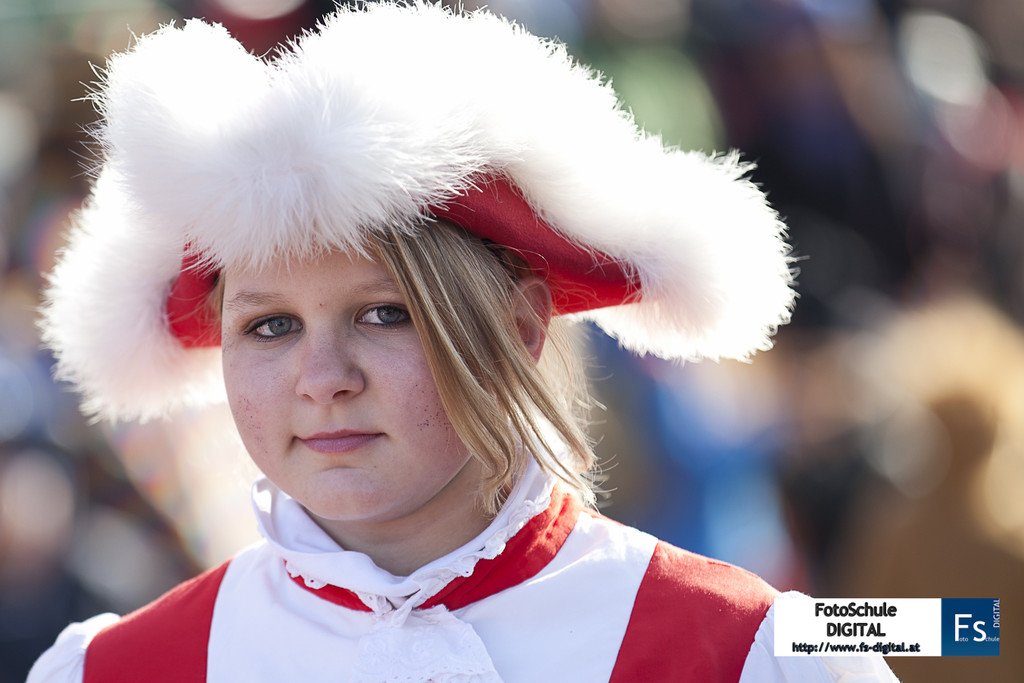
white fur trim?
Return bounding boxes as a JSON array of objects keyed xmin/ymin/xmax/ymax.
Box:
[
  {"xmin": 40, "ymin": 171, "xmax": 227, "ymax": 421},
  {"xmin": 41, "ymin": 1, "xmax": 794, "ymax": 420}
]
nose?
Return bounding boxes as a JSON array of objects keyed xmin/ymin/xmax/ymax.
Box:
[{"xmin": 295, "ymin": 331, "xmax": 365, "ymax": 403}]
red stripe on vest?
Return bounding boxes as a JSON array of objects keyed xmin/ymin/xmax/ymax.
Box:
[
  {"xmin": 608, "ymin": 541, "xmax": 778, "ymax": 683},
  {"xmin": 84, "ymin": 561, "xmax": 230, "ymax": 683},
  {"xmin": 290, "ymin": 490, "xmax": 582, "ymax": 612}
]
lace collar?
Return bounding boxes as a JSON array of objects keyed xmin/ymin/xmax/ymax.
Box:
[{"xmin": 253, "ymin": 458, "xmax": 563, "ymax": 614}]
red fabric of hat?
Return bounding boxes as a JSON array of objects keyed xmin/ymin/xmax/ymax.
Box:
[{"xmin": 166, "ymin": 175, "xmax": 638, "ymax": 348}]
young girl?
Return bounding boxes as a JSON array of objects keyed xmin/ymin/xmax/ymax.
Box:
[{"xmin": 30, "ymin": 2, "xmax": 897, "ymax": 681}]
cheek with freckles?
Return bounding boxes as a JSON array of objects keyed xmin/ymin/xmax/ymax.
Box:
[
  {"xmin": 223, "ymin": 353, "xmax": 283, "ymax": 459},
  {"xmin": 414, "ymin": 396, "xmax": 446, "ymax": 429},
  {"xmin": 408, "ymin": 379, "xmax": 454, "ymax": 433},
  {"xmin": 233, "ymin": 395, "xmax": 266, "ymax": 452}
]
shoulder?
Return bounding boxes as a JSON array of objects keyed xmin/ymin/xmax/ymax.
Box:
[
  {"xmin": 26, "ymin": 613, "xmax": 119, "ymax": 683},
  {"xmin": 28, "ymin": 559, "xmax": 237, "ymax": 683},
  {"xmin": 81, "ymin": 560, "xmax": 232, "ymax": 681},
  {"xmin": 577, "ymin": 508, "xmax": 778, "ymax": 683},
  {"xmin": 618, "ymin": 540, "xmax": 778, "ymax": 651},
  {"xmin": 94, "ymin": 559, "xmax": 231, "ymax": 635},
  {"xmin": 642, "ymin": 538, "xmax": 779, "ymax": 616},
  {"xmin": 578, "ymin": 509, "xmax": 778, "ymax": 616}
]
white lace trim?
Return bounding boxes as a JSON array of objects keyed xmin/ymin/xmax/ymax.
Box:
[{"xmin": 284, "ymin": 561, "xmax": 326, "ymax": 589}]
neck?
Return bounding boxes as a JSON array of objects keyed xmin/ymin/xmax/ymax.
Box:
[{"xmin": 308, "ymin": 460, "xmax": 494, "ymax": 576}]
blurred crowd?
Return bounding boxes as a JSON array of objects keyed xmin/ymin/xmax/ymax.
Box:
[{"xmin": 2, "ymin": 0, "xmax": 1023, "ymax": 681}]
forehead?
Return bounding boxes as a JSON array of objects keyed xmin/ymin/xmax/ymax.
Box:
[{"xmin": 222, "ymin": 249, "xmax": 398, "ymax": 300}]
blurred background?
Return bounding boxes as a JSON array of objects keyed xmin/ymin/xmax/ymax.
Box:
[{"xmin": 1, "ymin": 0, "xmax": 1023, "ymax": 680}]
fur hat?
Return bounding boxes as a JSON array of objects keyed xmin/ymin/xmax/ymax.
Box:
[{"xmin": 40, "ymin": 0, "xmax": 795, "ymax": 422}]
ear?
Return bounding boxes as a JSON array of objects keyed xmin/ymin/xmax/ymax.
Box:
[{"xmin": 514, "ymin": 275, "xmax": 553, "ymax": 363}]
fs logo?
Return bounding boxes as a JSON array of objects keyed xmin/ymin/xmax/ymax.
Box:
[{"xmin": 941, "ymin": 599, "xmax": 1000, "ymax": 656}]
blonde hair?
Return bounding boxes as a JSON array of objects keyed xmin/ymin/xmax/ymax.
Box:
[{"xmin": 371, "ymin": 219, "xmax": 597, "ymax": 514}]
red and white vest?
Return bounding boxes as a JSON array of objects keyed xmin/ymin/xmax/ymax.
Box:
[{"xmin": 78, "ymin": 480, "xmax": 777, "ymax": 682}]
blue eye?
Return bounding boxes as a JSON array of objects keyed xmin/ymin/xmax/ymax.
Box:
[
  {"xmin": 361, "ymin": 305, "xmax": 409, "ymax": 326},
  {"xmin": 250, "ymin": 316, "xmax": 299, "ymax": 338}
]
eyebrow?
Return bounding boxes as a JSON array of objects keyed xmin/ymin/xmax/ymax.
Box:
[
  {"xmin": 346, "ymin": 274, "xmax": 403, "ymax": 298},
  {"xmin": 223, "ymin": 291, "xmax": 291, "ymax": 314},
  {"xmin": 223, "ymin": 275, "xmax": 404, "ymax": 313}
]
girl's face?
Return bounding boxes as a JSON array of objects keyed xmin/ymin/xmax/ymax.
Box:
[{"xmin": 220, "ymin": 250, "xmax": 486, "ymax": 554}]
